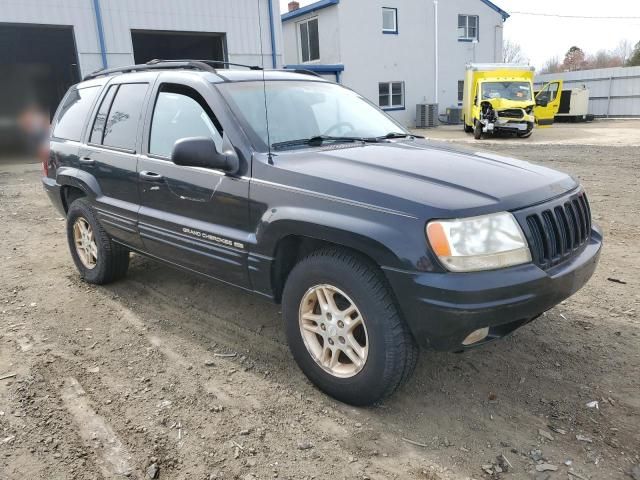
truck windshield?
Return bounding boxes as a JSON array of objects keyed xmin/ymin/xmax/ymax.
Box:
[
  {"xmin": 217, "ymin": 80, "xmax": 406, "ymax": 150},
  {"xmin": 481, "ymin": 82, "xmax": 532, "ymax": 101}
]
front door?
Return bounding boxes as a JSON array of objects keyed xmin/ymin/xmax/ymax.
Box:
[
  {"xmin": 534, "ymin": 80, "xmax": 563, "ymax": 127},
  {"xmin": 137, "ymin": 81, "xmax": 250, "ymax": 287}
]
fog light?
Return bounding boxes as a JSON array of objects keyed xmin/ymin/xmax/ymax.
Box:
[{"xmin": 462, "ymin": 327, "xmax": 489, "ymax": 346}]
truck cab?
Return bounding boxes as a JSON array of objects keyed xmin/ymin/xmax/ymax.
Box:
[{"xmin": 462, "ymin": 63, "xmax": 562, "ymax": 139}]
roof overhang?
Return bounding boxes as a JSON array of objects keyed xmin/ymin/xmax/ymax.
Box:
[
  {"xmin": 478, "ymin": 0, "xmax": 510, "ymax": 21},
  {"xmin": 281, "ymin": 0, "xmax": 340, "ymax": 22}
]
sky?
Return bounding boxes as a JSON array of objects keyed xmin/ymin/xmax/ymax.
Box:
[{"xmin": 278, "ymin": 0, "xmax": 640, "ymax": 69}]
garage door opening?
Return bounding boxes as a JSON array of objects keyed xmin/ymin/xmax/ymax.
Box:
[
  {"xmin": 131, "ymin": 30, "xmax": 227, "ymax": 66},
  {"xmin": 0, "ymin": 23, "xmax": 80, "ymax": 155}
]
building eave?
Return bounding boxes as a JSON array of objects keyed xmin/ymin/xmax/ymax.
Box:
[
  {"xmin": 281, "ymin": 0, "xmax": 339, "ymax": 22},
  {"xmin": 478, "ymin": 0, "xmax": 510, "ymax": 21}
]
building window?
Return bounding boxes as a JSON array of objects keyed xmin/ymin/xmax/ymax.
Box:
[
  {"xmin": 458, "ymin": 80, "xmax": 464, "ymax": 103},
  {"xmin": 382, "ymin": 7, "xmax": 398, "ymax": 34},
  {"xmin": 298, "ymin": 18, "xmax": 320, "ymax": 63},
  {"xmin": 458, "ymin": 14, "xmax": 479, "ymax": 41},
  {"xmin": 379, "ymin": 81, "xmax": 404, "ymax": 109}
]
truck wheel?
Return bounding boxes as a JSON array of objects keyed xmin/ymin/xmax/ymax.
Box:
[
  {"xmin": 282, "ymin": 249, "xmax": 418, "ymax": 405},
  {"xmin": 473, "ymin": 120, "xmax": 483, "ymax": 140},
  {"xmin": 463, "ymin": 117, "xmax": 474, "ymax": 133},
  {"xmin": 66, "ymin": 198, "xmax": 130, "ymax": 284}
]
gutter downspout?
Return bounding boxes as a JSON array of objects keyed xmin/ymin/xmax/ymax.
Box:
[
  {"xmin": 92, "ymin": 0, "xmax": 108, "ymax": 69},
  {"xmin": 267, "ymin": 0, "xmax": 278, "ymax": 68},
  {"xmin": 433, "ymin": 0, "xmax": 438, "ymax": 104}
]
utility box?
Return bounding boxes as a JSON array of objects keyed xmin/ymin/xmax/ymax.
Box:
[
  {"xmin": 445, "ymin": 107, "xmax": 462, "ymax": 124},
  {"xmin": 416, "ymin": 103, "xmax": 438, "ymax": 128},
  {"xmin": 556, "ymin": 86, "xmax": 594, "ymax": 122}
]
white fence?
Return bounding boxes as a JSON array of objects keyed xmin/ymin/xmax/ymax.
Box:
[{"xmin": 535, "ymin": 66, "xmax": 640, "ymax": 118}]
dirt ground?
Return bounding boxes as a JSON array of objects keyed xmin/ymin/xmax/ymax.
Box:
[{"xmin": 1, "ymin": 132, "xmax": 639, "ymax": 479}]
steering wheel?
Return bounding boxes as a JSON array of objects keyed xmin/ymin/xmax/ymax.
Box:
[{"xmin": 323, "ymin": 122, "xmax": 355, "ymax": 136}]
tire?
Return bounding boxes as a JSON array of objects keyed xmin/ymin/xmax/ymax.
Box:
[
  {"xmin": 66, "ymin": 198, "xmax": 130, "ymax": 284},
  {"xmin": 463, "ymin": 117, "xmax": 474, "ymax": 133},
  {"xmin": 282, "ymin": 248, "xmax": 418, "ymax": 406},
  {"xmin": 473, "ymin": 119, "xmax": 483, "ymax": 140}
]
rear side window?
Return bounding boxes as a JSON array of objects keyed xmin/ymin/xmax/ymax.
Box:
[
  {"xmin": 53, "ymin": 86, "xmax": 100, "ymax": 141},
  {"xmin": 149, "ymin": 85, "xmax": 223, "ymax": 158},
  {"xmin": 89, "ymin": 85, "xmax": 117, "ymax": 145},
  {"xmin": 101, "ymin": 83, "xmax": 149, "ymax": 151}
]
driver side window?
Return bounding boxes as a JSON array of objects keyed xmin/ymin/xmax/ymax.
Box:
[{"xmin": 149, "ymin": 85, "xmax": 223, "ymax": 159}]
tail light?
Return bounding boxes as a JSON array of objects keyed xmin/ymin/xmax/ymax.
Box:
[{"xmin": 40, "ymin": 145, "xmax": 50, "ymax": 177}]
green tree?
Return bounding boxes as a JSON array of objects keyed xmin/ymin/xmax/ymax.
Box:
[
  {"xmin": 563, "ymin": 46, "xmax": 586, "ymax": 71},
  {"xmin": 627, "ymin": 41, "xmax": 640, "ymax": 66}
]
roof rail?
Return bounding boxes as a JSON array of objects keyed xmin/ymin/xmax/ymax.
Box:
[
  {"xmin": 83, "ymin": 59, "xmax": 263, "ymax": 81},
  {"xmin": 290, "ymin": 69, "xmax": 322, "ymax": 78}
]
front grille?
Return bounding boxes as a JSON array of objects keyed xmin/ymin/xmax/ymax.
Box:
[
  {"xmin": 498, "ymin": 108, "xmax": 525, "ymax": 119},
  {"xmin": 521, "ymin": 191, "xmax": 592, "ymax": 270}
]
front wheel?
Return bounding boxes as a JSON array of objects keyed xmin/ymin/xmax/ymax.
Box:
[
  {"xmin": 473, "ymin": 119, "xmax": 483, "ymax": 140},
  {"xmin": 282, "ymin": 249, "xmax": 418, "ymax": 405},
  {"xmin": 66, "ymin": 198, "xmax": 130, "ymax": 284}
]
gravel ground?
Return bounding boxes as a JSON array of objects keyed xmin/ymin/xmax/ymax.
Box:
[{"xmin": 0, "ymin": 141, "xmax": 639, "ymax": 480}]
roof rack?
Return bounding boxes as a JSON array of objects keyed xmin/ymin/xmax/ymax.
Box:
[
  {"xmin": 83, "ymin": 59, "xmax": 263, "ymax": 81},
  {"xmin": 289, "ymin": 69, "xmax": 322, "ymax": 78}
]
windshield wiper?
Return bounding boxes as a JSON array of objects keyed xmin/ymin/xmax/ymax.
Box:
[
  {"xmin": 271, "ymin": 135, "xmax": 379, "ymax": 150},
  {"xmin": 376, "ymin": 132, "xmax": 424, "ymax": 140}
]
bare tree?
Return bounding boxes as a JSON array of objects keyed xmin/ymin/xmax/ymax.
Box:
[
  {"xmin": 614, "ymin": 39, "xmax": 633, "ymax": 64},
  {"xmin": 502, "ymin": 39, "xmax": 528, "ymax": 64},
  {"xmin": 587, "ymin": 50, "xmax": 624, "ymax": 69},
  {"xmin": 539, "ymin": 56, "xmax": 562, "ymax": 74}
]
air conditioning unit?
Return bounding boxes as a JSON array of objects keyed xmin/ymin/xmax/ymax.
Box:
[
  {"xmin": 445, "ymin": 107, "xmax": 462, "ymax": 124},
  {"xmin": 416, "ymin": 103, "xmax": 438, "ymax": 128}
]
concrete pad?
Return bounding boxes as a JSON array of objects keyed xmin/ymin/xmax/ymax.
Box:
[{"xmin": 412, "ymin": 119, "xmax": 640, "ymax": 147}]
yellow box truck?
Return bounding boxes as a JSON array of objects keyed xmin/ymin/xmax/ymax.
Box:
[{"xmin": 462, "ymin": 63, "xmax": 562, "ymax": 139}]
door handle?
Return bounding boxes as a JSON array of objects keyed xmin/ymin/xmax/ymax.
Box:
[
  {"xmin": 139, "ymin": 171, "xmax": 164, "ymax": 182},
  {"xmin": 79, "ymin": 156, "xmax": 95, "ymax": 165}
]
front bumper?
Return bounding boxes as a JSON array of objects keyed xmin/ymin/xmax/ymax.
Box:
[{"xmin": 384, "ymin": 226, "xmax": 602, "ymax": 351}]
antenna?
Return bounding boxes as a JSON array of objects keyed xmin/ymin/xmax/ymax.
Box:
[{"xmin": 257, "ymin": 0, "xmax": 274, "ymax": 165}]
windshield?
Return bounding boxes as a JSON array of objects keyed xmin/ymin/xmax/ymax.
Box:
[
  {"xmin": 217, "ymin": 80, "xmax": 406, "ymax": 150},
  {"xmin": 480, "ymin": 81, "xmax": 532, "ymax": 101}
]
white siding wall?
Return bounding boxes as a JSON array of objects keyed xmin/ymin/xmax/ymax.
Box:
[
  {"xmin": 0, "ymin": 0, "xmax": 283, "ymax": 76},
  {"xmin": 282, "ymin": 6, "xmax": 341, "ymax": 65},
  {"xmin": 281, "ymin": 0, "xmax": 505, "ymax": 126}
]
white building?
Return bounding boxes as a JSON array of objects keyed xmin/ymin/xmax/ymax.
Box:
[
  {"xmin": 281, "ymin": 0, "xmax": 508, "ymax": 126},
  {"xmin": 0, "ymin": 0, "xmax": 283, "ymax": 117}
]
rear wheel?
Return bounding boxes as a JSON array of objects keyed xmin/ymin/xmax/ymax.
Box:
[
  {"xmin": 66, "ymin": 199, "xmax": 130, "ymax": 284},
  {"xmin": 463, "ymin": 117, "xmax": 474, "ymax": 133},
  {"xmin": 282, "ymin": 249, "xmax": 418, "ymax": 405}
]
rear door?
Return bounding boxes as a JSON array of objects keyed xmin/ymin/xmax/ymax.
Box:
[
  {"xmin": 81, "ymin": 74, "xmax": 154, "ymax": 247},
  {"xmin": 136, "ymin": 75, "xmax": 251, "ymax": 287},
  {"xmin": 534, "ymin": 80, "xmax": 563, "ymax": 127}
]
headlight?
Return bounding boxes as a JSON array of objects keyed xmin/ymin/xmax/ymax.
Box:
[{"xmin": 426, "ymin": 212, "xmax": 531, "ymax": 272}]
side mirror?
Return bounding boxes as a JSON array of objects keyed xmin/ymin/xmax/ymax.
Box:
[
  {"xmin": 535, "ymin": 97, "xmax": 548, "ymax": 107},
  {"xmin": 171, "ymin": 136, "xmax": 239, "ymax": 173}
]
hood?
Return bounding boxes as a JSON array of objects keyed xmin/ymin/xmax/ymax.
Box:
[{"xmin": 269, "ymin": 139, "xmax": 578, "ymax": 218}]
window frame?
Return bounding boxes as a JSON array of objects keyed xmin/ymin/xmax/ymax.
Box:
[
  {"xmin": 382, "ymin": 7, "xmax": 398, "ymax": 34},
  {"xmin": 458, "ymin": 14, "xmax": 479, "ymax": 42},
  {"xmin": 147, "ymin": 83, "xmax": 224, "ymax": 161},
  {"xmin": 378, "ymin": 81, "xmax": 405, "ymax": 111},
  {"xmin": 457, "ymin": 80, "xmax": 465, "ymax": 104},
  {"xmin": 297, "ymin": 17, "xmax": 320, "ymax": 63},
  {"xmin": 86, "ymin": 81, "xmax": 150, "ymax": 154}
]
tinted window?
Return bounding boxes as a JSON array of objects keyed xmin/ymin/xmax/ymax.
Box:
[
  {"xmin": 149, "ymin": 89, "xmax": 223, "ymax": 158},
  {"xmin": 53, "ymin": 86, "xmax": 100, "ymax": 141},
  {"xmin": 89, "ymin": 85, "xmax": 117, "ymax": 144},
  {"xmin": 102, "ymin": 83, "xmax": 148, "ymax": 151}
]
